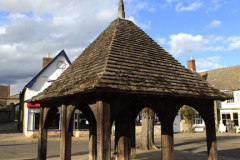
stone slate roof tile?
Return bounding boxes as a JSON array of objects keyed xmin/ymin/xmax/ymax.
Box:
[
  {"xmin": 199, "ymin": 65, "xmax": 240, "ymax": 91},
  {"xmin": 29, "ymin": 18, "xmax": 227, "ymax": 102}
]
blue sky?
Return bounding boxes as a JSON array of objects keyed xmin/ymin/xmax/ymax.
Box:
[{"xmin": 0, "ymin": 0, "xmax": 239, "ymax": 95}]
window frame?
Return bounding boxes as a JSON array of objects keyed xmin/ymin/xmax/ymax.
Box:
[{"xmin": 225, "ymin": 91, "xmax": 235, "ymax": 104}]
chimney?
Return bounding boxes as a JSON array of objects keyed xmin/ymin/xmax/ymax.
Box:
[
  {"xmin": 42, "ymin": 54, "xmax": 53, "ymax": 69},
  {"xmin": 187, "ymin": 56, "xmax": 196, "ymax": 71}
]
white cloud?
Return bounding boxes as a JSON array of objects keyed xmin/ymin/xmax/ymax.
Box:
[
  {"xmin": 0, "ymin": 26, "xmax": 6, "ymax": 35},
  {"xmin": 226, "ymin": 36, "xmax": 240, "ymax": 50},
  {"xmin": 206, "ymin": 20, "xmax": 222, "ymax": 29},
  {"xmin": 0, "ymin": 0, "xmax": 152, "ymax": 95},
  {"xmin": 227, "ymin": 36, "xmax": 240, "ymax": 42},
  {"xmin": 169, "ymin": 33, "xmax": 208, "ymax": 55},
  {"xmin": 204, "ymin": 46, "xmax": 226, "ymax": 51},
  {"xmin": 166, "ymin": 0, "xmax": 179, "ymax": 3},
  {"xmin": 206, "ymin": 3, "xmax": 221, "ymax": 13},
  {"xmin": 157, "ymin": 38, "xmax": 166, "ymax": 44},
  {"xmin": 175, "ymin": 2, "xmax": 202, "ymax": 12},
  {"xmin": 168, "ymin": 33, "xmax": 240, "ymax": 55},
  {"xmin": 128, "ymin": 16, "xmax": 136, "ymax": 23},
  {"xmin": 128, "ymin": 17, "xmax": 151, "ymax": 29},
  {"xmin": 196, "ymin": 56, "xmax": 224, "ymax": 70},
  {"xmin": 228, "ymin": 41, "xmax": 240, "ymax": 50}
]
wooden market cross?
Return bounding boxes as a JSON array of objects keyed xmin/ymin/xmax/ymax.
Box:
[{"xmin": 28, "ymin": 1, "xmax": 228, "ymax": 159}]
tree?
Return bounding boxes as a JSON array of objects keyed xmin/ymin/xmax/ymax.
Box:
[
  {"xmin": 180, "ymin": 105, "xmax": 196, "ymax": 127},
  {"xmin": 136, "ymin": 107, "xmax": 157, "ymax": 150}
]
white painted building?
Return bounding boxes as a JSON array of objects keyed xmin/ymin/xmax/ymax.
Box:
[
  {"xmin": 216, "ymin": 90, "xmax": 240, "ymax": 127},
  {"xmin": 199, "ymin": 65, "xmax": 240, "ymax": 130},
  {"xmin": 20, "ymin": 50, "xmax": 71, "ymax": 137}
]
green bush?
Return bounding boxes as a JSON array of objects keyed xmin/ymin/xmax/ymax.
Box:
[
  {"xmin": 15, "ymin": 110, "xmax": 19, "ymax": 120},
  {"xmin": 0, "ymin": 106, "xmax": 6, "ymax": 110},
  {"xmin": 180, "ymin": 105, "xmax": 196, "ymax": 126}
]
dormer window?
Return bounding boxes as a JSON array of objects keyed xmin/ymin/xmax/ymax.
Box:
[{"xmin": 225, "ymin": 91, "xmax": 234, "ymax": 103}]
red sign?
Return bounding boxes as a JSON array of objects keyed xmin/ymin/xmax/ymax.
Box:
[{"xmin": 27, "ymin": 103, "xmax": 40, "ymax": 107}]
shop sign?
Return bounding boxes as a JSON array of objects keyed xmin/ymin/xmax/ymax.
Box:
[{"xmin": 27, "ymin": 103, "xmax": 40, "ymax": 107}]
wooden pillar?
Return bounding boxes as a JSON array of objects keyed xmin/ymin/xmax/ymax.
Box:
[
  {"xmin": 60, "ymin": 104, "xmax": 72, "ymax": 160},
  {"xmin": 161, "ymin": 99, "xmax": 174, "ymax": 160},
  {"xmin": 130, "ymin": 113, "xmax": 136, "ymax": 159},
  {"xmin": 115, "ymin": 107, "xmax": 131, "ymax": 160},
  {"xmin": 89, "ymin": 121, "xmax": 97, "ymax": 160},
  {"xmin": 206, "ymin": 101, "xmax": 218, "ymax": 160},
  {"xmin": 38, "ymin": 106, "xmax": 47, "ymax": 160},
  {"xmin": 97, "ymin": 100, "xmax": 111, "ymax": 160}
]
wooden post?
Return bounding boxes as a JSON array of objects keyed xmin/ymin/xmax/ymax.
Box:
[
  {"xmin": 131, "ymin": 113, "xmax": 136, "ymax": 159},
  {"xmin": 206, "ymin": 101, "xmax": 218, "ymax": 160},
  {"xmin": 161, "ymin": 100, "xmax": 174, "ymax": 160},
  {"xmin": 115, "ymin": 107, "xmax": 131, "ymax": 160},
  {"xmin": 60, "ymin": 104, "xmax": 72, "ymax": 160},
  {"xmin": 161, "ymin": 118, "xmax": 174, "ymax": 160},
  {"xmin": 89, "ymin": 121, "xmax": 97, "ymax": 160},
  {"xmin": 96, "ymin": 100, "xmax": 111, "ymax": 160},
  {"xmin": 38, "ymin": 106, "xmax": 47, "ymax": 160}
]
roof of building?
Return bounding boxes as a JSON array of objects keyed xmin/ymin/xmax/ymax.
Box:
[
  {"xmin": 29, "ymin": 18, "xmax": 227, "ymax": 103},
  {"xmin": 25, "ymin": 50, "xmax": 71, "ymax": 88},
  {"xmin": 199, "ymin": 65, "xmax": 240, "ymax": 91}
]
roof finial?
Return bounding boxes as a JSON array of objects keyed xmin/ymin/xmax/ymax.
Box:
[
  {"xmin": 191, "ymin": 56, "xmax": 193, "ymax": 60},
  {"xmin": 118, "ymin": 0, "xmax": 125, "ymax": 19}
]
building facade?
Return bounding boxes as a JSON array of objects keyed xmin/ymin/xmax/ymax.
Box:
[
  {"xmin": 0, "ymin": 84, "xmax": 10, "ymax": 106},
  {"xmin": 199, "ymin": 65, "xmax": 240, "ymax": 130},
  {"xmin": 19, "ymin": 50, "xmax": 76, "ymax": 137}
]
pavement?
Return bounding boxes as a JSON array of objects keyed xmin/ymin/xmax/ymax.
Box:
[{"xmin": 1, "ymin": 121, "xmax": 240, "ymax": 160}]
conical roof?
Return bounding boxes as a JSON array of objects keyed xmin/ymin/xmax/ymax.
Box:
[{"xmin": 29, "ymin": 18, "xmax": 227, "ymax": 102}]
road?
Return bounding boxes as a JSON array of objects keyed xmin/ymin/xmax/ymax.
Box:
[{"xmin": 1, "ymin": 121, "xmax": 240, "ymax": 160}]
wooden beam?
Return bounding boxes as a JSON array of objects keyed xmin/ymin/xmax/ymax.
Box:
[
  {"xmin": 38, "ymin": 106, "xmax": 47, "ymax": 160},
  {"xmin": 96, "ymin": 100, "xmax": 111, "ymax": 160}
]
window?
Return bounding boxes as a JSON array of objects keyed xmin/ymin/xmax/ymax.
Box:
[
  {"xmin": 225, "ymin": 91, "xmax": 234, "ymax": 103},
  {"xmin": 28, "ymin": 108, "xmax": 60, "ymax": 131},
  {"xmin": 28, "ymin": 108, "xmax": 40, "ymax": 130},
  {"xmin": 73, "ymin": 109, "xmax": 89, "ymax": 130},
  {"xmin": 193, "ymin": 112, "xmax": 204, "ymax": 126},
  {"xmin": 222, "ymin": 113, "xmax": 231, "ymax": 125},
  {"xmin": 80, "ymin": 114, "xmax": 89, "ymax": 129},
  {"xmin": 233, "ymin": 113, "xmax": 239, "ymax": 126},
  {"xmin": 48, "ymin": 114, "xmax": 60, "ymax": 130}
]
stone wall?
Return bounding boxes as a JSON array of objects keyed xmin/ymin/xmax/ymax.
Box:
[
  {"xmin": 27, "ymin": 130, "xmax": 61, "ymax": 138},
  {"xmin": 0, "ymin": 103, "xmax": 15, "ymax": 123},
  {"xmin": 73, "ymin": 130, "xmax": 89, "ymax": 137},
  {"xmin": 0, "ymin": 111, "xmax": 12, "ymax": 123}
]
